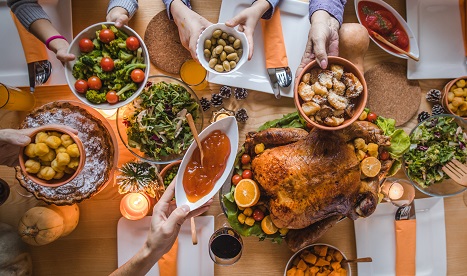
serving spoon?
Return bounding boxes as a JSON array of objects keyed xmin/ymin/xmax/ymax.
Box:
[{"xmin": 341, "ymin": 257, "xmax": 373, "ymax": 265}]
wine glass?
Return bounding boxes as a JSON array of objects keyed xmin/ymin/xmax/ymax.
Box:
[
  {"xmin": 380, "ymin": 178, "xmax": 415, "ymax": 207},
  {"xmin": 208, "ymin": 213, "xmax": 243, "ymax": 266}
]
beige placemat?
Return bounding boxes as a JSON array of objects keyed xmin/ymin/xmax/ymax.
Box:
[{"xmin": 365, "ymin": 62, "xmax": 421, "ymax": 126}]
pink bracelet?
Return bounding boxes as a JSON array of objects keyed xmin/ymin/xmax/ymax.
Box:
[{"xmin": 45, "ymin": 35, "xmax": 67, "ymax": 50}]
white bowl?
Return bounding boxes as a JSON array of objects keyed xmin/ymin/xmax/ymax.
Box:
[
  {"xmin": 354, "ymin": 0, "xmax": 419, "ymax": 60},
  {"xmin": 196, "ymin": 23, "xmax": 249, "ymax": 75},
  {"xmin": 175, "ymin": 116, "xmax": 238, "ymax": 211},
  {"xmin": 65, "ymin": 22, "xmax": 150, "ymax": 110}
]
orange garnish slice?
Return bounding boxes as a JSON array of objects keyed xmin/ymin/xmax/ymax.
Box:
[
  {"xmin": 234, "ymin": 179, "xmax": 260, "ymax": 208},
  {"xmin": 261, "ymin": 215, "xmax": 278, "ymax": 235},
  {"xmin": 361, "ymin": 156, "xmax": 382, "ymax": 177}
]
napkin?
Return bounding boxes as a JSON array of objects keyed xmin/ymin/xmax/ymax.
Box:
[
  {"xmin": 394, "ymin": 220, "xmax": 416, "ymax": 276},
  {"xmin": 158, "ymin": 238, "xmax": 178, "ymax": 276},
  {"xmin": 460, "ymin": 0, "xmax": 467, "ymax": 56},
  {"xmin": 10, "ymin": 11, "xmax": 48, "ymax": 64},
  {"xmin": 260, "ymin": 8, "xmax": 288, "ymax": 68}
]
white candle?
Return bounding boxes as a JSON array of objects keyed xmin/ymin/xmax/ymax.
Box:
[
  {"xmin": 388, "ymin": 182, "xmax": 404, "ymax": 200},
  {"xmin": 120, "ymin": 193, "xmax": 149, "ymax": 220}
]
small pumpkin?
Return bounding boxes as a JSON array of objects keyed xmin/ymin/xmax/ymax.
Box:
[
  {"xmin": 18, "ymin": 206, "xmax": 64, "ymax": 246},
  {"xmin": 47, "ymin": 204, "xmax": 79, "ymax": 237},
  {"xmin": 0, "ymin": 222, "xmax": 33, "ymax": 276}
]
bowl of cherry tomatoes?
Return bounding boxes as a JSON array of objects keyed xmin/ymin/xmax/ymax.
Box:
[{"xmin": 65, "ymin": 22, "xmax": 150, "ymax": 110}]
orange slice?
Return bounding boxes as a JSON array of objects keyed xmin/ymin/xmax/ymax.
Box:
[
  {"xmin": 261, "ymin": 215, "xmax": 278, "ymax": 235},
  {"xmin": 234, "ymin": 179, "xmax": 260, "ymax": 208},
  {"xmin": 361, "ymin": 156, "xmax": 382, "ymax": 177}
]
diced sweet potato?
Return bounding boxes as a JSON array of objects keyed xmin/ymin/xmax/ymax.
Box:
[
  {"xmin": 293, "ymin": 257, "xmax": 301, "ymax": 266},
  {"xmin": 303, "ymin": 253, "xmax": 318, "ymax": 264},
  {"xmin": 297, "ymin": 259, "xmax": 308, "ymax": 271},
  {"xmin": 315, "ymin": 258, "xmax": 330, "ymax": 267},
  {"xmin": 337, "ymin": 267, "xmax": 347, "ymax": 276},
  {"xmin": 326, "ymin": 255, "xmax": 332, "ymax": 262},
  {"xmin": 287, "ymin": 267, "xmax": 297, "ymax": 276},
  {"xmin": 333, "ymin": 251, "xmax": 343, "ymax": 262},
  {"xmin": 331, "ymin": 261, "xmax": 341, "ymax": 271},
  {"xmin": 296, "ymin": 270, "xmax": 305, "ymax": 276},
  {"xmin": 314, "ymin": 245, "xmax": 328, "ymax": 257},
  {"xmin": 309, "ymin": 266, "xmax": 320, "ymax": 276}
]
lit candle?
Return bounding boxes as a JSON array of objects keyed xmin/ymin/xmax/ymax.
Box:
[
  {"xmin": 94, "ymin": 108, "xmax": 118, "ymax": 119},
  {"xmin": 388, "ymin": 182, "xmax": 404, "ymax": 200},
  {"xmin": 120, "ymin": 193, "xmax": 150, "ymax": 220}
]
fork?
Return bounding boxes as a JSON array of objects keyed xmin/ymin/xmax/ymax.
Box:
[
  {"xmin": 398, "ymin": 205, "xmax": 411, "ymax": 220},
  {"xmin": 442, "ymin": 159, "xmax": 467, "ymax": 186},
  {"xmin": 35, "ymin": 60, "xmax": 52, "ymax": 86}
]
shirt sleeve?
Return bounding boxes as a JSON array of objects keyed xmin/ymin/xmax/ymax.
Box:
[
  {"xmin": 309, "ymin": 0, "xmax": 347, "ymax": 25},
  {"xmin": 107, "ymin": 0, "xmax": 139, "ymax": 19},
  {"xmin": 162, "ymin": 0, "xmax": 192, "ymax": 20},
  {"xmin": 253, "ymin": 0, "xmax": 280, "ymax": 20},
  {"xmin": 7, "ymin": 0, "xmax": 50, "ymax": 31}
]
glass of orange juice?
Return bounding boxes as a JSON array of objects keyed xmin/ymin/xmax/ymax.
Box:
[
  {"xmin": 180, "ymin": 59, "xmax": 208, "ymax": 91},
  {"xmin": 0, "ymin": 83, "xmax": 36, "ymax": 111}
]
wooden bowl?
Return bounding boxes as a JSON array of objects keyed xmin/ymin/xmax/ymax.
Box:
[
  {"xmin": 18, "ymin": 126, "xmax": 85, "ymax": 187},
  {"xmin": 294, "ymin": 56, "xmax": 367, "ymax": 130},
  {"xmin": 442, "ymin": 76, "xmax": 467, "ymax": 119}
]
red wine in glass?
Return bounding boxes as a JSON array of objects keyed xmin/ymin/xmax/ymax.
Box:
[
  {"xmin": 0, "ymin": 178, "xmax": 10, "ymax": 205},
  {"xmin": 209, "ymin": 227, "xmax": 243, "ymax": 265}
]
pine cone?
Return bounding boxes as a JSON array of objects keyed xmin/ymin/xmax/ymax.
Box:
[
  {"xmin": 417, "ymin": 111, "xmax": 431, "ymax": 123},
  {"xmin": 234, "ymin": 87, "xmax": 248, "ymax": 100},
  {"xmin": 200, "ymin": 97, "xmax": 211, "ymax": 111},
  {"xmin": 235, "ymin": 108, "xmax": 249, "ymax": 122},
  {"xmin": 432, "ymin": 104, "xmax": 446, "ymax": 115},
  {"xmin": 426, "ymin": 89, "xmax": 442, "ymax": 103},
  {"xmin": 219, "ymin": 85, "xmax": 232, "ymax": 98},
  {"xmin": 211, "ymin": 93, "xmax": 223, "ymax": 107}
]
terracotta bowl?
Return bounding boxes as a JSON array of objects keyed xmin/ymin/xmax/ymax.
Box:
[
  {"xmin": 442, "ymin": 76, "xmax": 467, "ymax": 119},
  {"xmin": 19, "ymin": 126, "xmax": 85, "ymax": 187},
  {"xmin": 294, "ymin": 56, "xmax": 367, "ymax": 130},
  {"xmin": 159, "ymin": 160, "xmax": 181, "ymax": 187}
]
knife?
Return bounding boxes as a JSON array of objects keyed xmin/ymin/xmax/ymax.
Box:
[
  {"xmin": 261, "ymin": 7, "xmax": 289, "ymax": 99},
  {"xmin": 394, "ymin": 201, "xmax": 416, "ymax": 276}
]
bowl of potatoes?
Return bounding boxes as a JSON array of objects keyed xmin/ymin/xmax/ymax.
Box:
[
  {"xmin": 284, "ymin": 243, "xmax": 350, "ymax": 276},
  {"xmin": 196, "ymin": 23, "xmax": 248, "ymax": 74},
  {"xmin": 18, "ymin": 126, "xmax": 85, "ymax": 187},
  {"xmin": 442, "ymin": 76, "xmax": 467, "ymax": 118}
]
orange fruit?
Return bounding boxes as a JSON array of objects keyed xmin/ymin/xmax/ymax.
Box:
[
  {"xmin": 261, "ymin": 215, "xmax": 278, "ymax": 235},
  {"xmin": 234, "ymin": 179, "xmax": 260, "ymax": 208},
  {"xmin": 361, "ymin": 156, "xmax": 382, "ymax": 177}
]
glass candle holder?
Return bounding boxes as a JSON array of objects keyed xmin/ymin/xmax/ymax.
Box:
[
  {"xmin": 380, "ymin": 178, "xmax": 415, "ymax": 207},
  {"xmin": 120, "ymin": 192, "xmax": 150, "ymax": 220}
]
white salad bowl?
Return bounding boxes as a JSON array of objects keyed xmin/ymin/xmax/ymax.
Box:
[{"xmin": 175, "ymin": 116, "xmax": 239, "ymax": 211}]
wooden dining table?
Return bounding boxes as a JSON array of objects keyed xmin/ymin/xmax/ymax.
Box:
[{"xmin": 1, "ymin": 0, "xmax": 466, "ymax": 275}]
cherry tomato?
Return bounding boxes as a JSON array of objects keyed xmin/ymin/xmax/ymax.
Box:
[
  {"xmin": 106, "ymin": 90, "xmax": 119, "ymax": 104},
  {"xmin": 367, "ymin": 112, "xmax": 378, "ymax": 123},
  {"xmin": 130, "ymin": 69, "xmax": 145, "ymax": 83},
  {"xmin": 241, "ymin": 154, "xmax": 251, "ymax": 165},
  {"xmin": 74, "ymin": 79, "xmax": 88, "ymax": 93},
  {"xmin": 99, "ymin": 29, "xmax": 115, "ymax": 43},
  {"xmin": 232, "ymin": 174, "xmax": 242, "ymax": 186},
  {"xmin": 87, "ymin": 76, "xmax": 102, "ymax": 90},
  {"xmin": 379, "ymin": 150, "xmax": 390, "ymax": 161},
  {"xmin": 100, "ymin": 57, "xmax": 114, "ymax": 72},
  {"xmin": 242, "ymin": 169, "xmax": 252, "ymax": 179},
  {"xmin": 126, "ymin": 36, "xmax": 140, "ymax": 51},
  {"xmin": 78, "ymin": 38, "xmax": 94, "ymax": 53},
  {"xmin": 252, "ymin": 208, "xmax": 265, "ymax": 221}
]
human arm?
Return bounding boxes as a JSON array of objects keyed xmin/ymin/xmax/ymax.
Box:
[
  {"xmin": 225, "ymin": 0, "xmax": 274, "ymax": 60},
  {"xmin": 106, "ymin": 0, "xmax": 139, "ymax": 28},
  {"xmin": 110, "ymin": 181, "xmax": 212, "ymax": 276}
]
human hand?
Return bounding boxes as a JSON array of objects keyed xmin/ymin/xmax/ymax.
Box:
[
  {"xmin": 50, "ymin": 39, "xmax": 75, "ymax": 63},
  {"xmin": 145, "ymin": 181, "xmax": 212, "ymax": 259},
  {"xmin": 0, "ymin": 125, "xmax": 78, "ymax": 167},
  {"xmin": 296, "ymin": 10, "xmax": 340, "ymax": 79},
  {"xmin": 225, "ymin": 0, "xmax": 271, "ymax": 60},
  {"xmin": 107, "ymin": 7, "xmax": 130, "ymax": 28}
]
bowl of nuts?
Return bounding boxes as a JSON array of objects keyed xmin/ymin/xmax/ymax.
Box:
[
  {"xmin": 18, "ymin": 126, "xmax": 85, "ymax": 187},
  {"xmin": 196, "ymin": 23, "xmax": 248, "ymax": 74},
  {"xmin": 294, "ymin": 56, "xmax": 367, "ymax": 130},
  {"xmin": 442, "ymin": 76, "xmax": 467, "ymax": 118}
]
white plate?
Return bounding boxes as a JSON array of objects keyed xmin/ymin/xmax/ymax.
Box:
[
  {"xmin": 354, "ymin": 0, "xmax": 419, "ymax": 60},
  {"xmin": 406, "ymin": 0, "xmax": 467, "ymax": 79},
  {"xmin": 210, "ymin": 0, "xmax": 309, "ymax": 97},
  {"xmin": 117, "ymin": 216, "xmax": 214, "ymax": 276},
  {"xmin": 354, "ymin": 197, "xmax": 446, "ymax": 276},
  {"xmin": 0, "ymin": 0, "xmax": 72, "ymax": 86},
  {"xmin": 175, "ymin": 116, "xmax": 238, "ymax": 210}
]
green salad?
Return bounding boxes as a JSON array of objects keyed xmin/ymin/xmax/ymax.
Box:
[
  {"xmin": 123, "ymin": 81, "xmax": 200, "ymax": 160},
  {"xmin": 404, "ymin": 116, "xmax": 467, "ymax": 187}
]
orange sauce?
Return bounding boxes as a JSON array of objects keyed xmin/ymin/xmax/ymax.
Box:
[{"xmin": 183, "ymin": 130, "xmax": 231, "ymax": 202}]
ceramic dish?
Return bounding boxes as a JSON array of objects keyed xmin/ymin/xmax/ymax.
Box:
[
  {"xmin": 355, "ymin": 0, "xmax": 419, "ymax": 61},
  {"xmin": 406, "ymin": 0, "xmax": 467, "ymax": 79},
  {"xmin": 117, "ymin": 216, "xmax": 214, "ymax": 276},
  {"xmin": 196, "ymin": 23, "xmax": 248, "ymax": 75},
  {"xmin": 210, "ymin": 0, "xmax": 309, "ymax": 97},
  {"xmin": 354, "ymin": 197, "xmax": 446, "ymax": 275},
  {"xmin": 65, "ymin": 22, "xmax": 150, "ymax": 109},
  {"xmin": 175, "ymin": 116, "xmax": 238, "ymax": 210}
]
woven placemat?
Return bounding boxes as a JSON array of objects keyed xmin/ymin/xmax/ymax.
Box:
[
  {"xmin": 365, "ymin": 62, "xmax": 421, "ymax": 126},
  {"xmin": 144, "ymin": 10, "xmax": 191, "ymax": 74}
]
